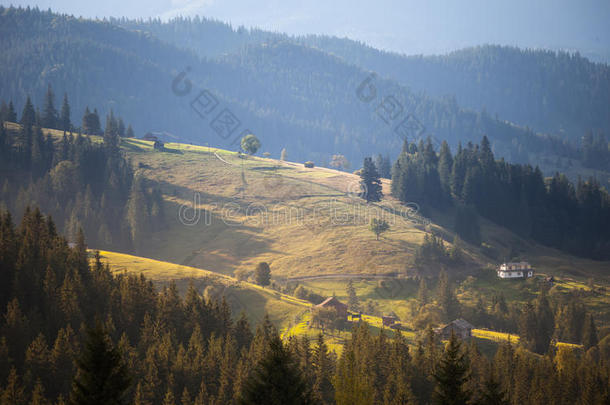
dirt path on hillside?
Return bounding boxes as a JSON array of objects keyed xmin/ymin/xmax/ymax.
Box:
[{"xmin": 284, "ymin": 273, "xmax": 402, "ymax": 281}]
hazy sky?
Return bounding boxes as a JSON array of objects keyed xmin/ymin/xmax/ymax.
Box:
[{"xmin": 3, "ymin": 0, "xmax": 610, "ymax": 59}]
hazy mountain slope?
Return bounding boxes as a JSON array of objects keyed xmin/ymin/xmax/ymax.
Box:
[
  {"xmin": 0, "ymin": 7, "xmax": 576, "ymax": 170},
  {"xmin": 303, "ymin": 39, "xmax": 610, "ymax": 139},
  {"xmin": 125, "ymin": 17, "xmax": 610, "ymax": 141}
]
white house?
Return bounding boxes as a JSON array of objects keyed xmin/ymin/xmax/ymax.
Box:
[{"xmin": 497, "ymin": 262, "xmax": 534, "ymax": 279}]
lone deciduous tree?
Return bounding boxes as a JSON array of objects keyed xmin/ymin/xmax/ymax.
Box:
[
  {"xmin": 241, "ymin": 134, "xmax": 261, "ymax": 155},
  {"xmin": 369, "ymin": 218, "xmax": 389, "ymax": 240},
  {"xmin": 254, "ymin": 262, "xmax": 271, "ymax": 287}
]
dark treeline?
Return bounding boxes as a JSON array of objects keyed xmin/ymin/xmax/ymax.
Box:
[
  {"xmin": 1, "ymin": 208, "xmax": 609, "ymax": 404},
  {"xmin": 391, "ymin": 136, "xmax": 610, "ymax": 259},
  {"xmin": 0, "ymin": 90, "xmax": 163, "ymax": 252}
]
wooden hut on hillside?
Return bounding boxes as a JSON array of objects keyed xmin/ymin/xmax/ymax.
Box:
[
  {"xmin": 314, "ymin": 297, "xmax": 348, "ymax": 318},
  {"xmin": 434, "ymin": 319, "xmax": 474, "ymax": 340}
]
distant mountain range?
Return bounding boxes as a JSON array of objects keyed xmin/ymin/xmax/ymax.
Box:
[{"xmin": 1, "ymin": 7, "xmax": 608, "ymax": 172}]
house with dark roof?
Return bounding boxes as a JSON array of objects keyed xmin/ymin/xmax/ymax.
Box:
[
  {"xmin": 382, "ymin": 315, "xmax": 398, "ymax": 327},
  {"xmin": 434, "ymin": 319, "xmax": 474, "ymax": 340},
  {"xmin": 314, "ymin": 297, "xmax": 348, "ymax": 317}
]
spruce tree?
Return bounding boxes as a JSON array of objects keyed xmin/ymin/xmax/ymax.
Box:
[
  {"xmin": 438, "ymin": 140, "xmax": 453, "ymax": 197},
  {"xmin": 534, "ymin": 292, "xmax": 554, "ymax": 354},
  {"xmin": 417, "ymin": 277, "xmax": 429, "ymax": 307},
  {"xmin": 6, "ymin": 101, "xmax": 17, "ymax": 122},
  {"xmin": 477, "ymin": 371, "xmax": 508, "ymax": 405},
  {"xmin": 20, "ymin": 96, "xmax": 36, "ymax": 128},
  {"xmin": 117, "ymin": 118, "xmax": 125, "ymax": 137},
  {"xmin": 42, "ymin": 84, "xmax": 58, "ymax": 129},
  {"xmin": 60, "ymin": 93, "xmax": 71, "ymax": 131},
  {"xmin": 30, "ymin": 379, "xmax": 49, "ymax": 405},
  {"xmin": 359, "ymin": 157, "xmax": 383, "ymax": 202},
  {"xmin": 238, "ymin": 334, "xmax": 314, "ymax": 405},
  {"xmin": 437, "ymin": 270, "xmax": 460, "ymax": 322},
  {"xmin": 432, "ymin": 332, "xmax": 471, "ymax": 405},
  {"xmin": 1, "ymin": 367, "xmax": 26, "ymax": 405},
  {"xmin": 346, "ymin": 280, "xmax": 360, "ymax": 312},
  {"xmin": 312, "ymin": 333, "xmax": 334, "ymax": 404},
  {"xmin": 82, "ymin": 107, "xmax": 101, "ymax": 135},
  {"xmin": 582, "ymin": 314, "xmax": 598, "ymax": 350},
  {"xmin": 70, "ymin": 324, "xmax": 131, "ymax": 405},
  {"xmin": 103, "ymin": 111, "xmax": 120, "ymax": 153}
]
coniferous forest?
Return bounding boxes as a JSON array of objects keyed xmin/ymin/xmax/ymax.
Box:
[
  {"xmin": 0, "ymin": 209, "xmax": 608, "ymax": 404},
  {"xmin": 391, "ymin": 136, "xmax": 610, "ymax": 259},
  {"xmin": 0, "ymin": 89, "xmax": 164, "ymax": 252}
]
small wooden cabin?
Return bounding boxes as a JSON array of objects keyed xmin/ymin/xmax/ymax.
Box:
[
  {"xmin": 382, "ymin": 315, "xmax": 398, "ymax": 327},
  {"xmin": 314, "ymin": 297, "xmax": 348, "ymax": 317},
  {"xmin": 434, "ymin": 319, "xmax": 474, "ymax": 340}
]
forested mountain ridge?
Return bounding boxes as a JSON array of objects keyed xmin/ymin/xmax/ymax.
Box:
[
  {"xmin": 298, "ymin": 40, "xmax": 610, "ymax": 140},
  {"xmin": 0, "ymin": 6, "xmax": 597, "ymax": 176},
  {"xmin": 121, "ymin": 16, "xmax": 610, "ymax": 142}
]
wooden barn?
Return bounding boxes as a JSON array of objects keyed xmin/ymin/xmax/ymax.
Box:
[
  {"xmin": 153, "ymin": 140, "xmax": 165, "ymax": 151},
  {"xmin": 434, "ymin": 319, "xmax": 474, "ymax": 340},
  {"xmin": 315, "ymin": 297, "xmax": 348, "ymax": 317},
  {"xmin": 382, "ymin": 315, "xmax": 398, "ymax": 327}
]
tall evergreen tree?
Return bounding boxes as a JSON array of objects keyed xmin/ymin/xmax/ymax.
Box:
[
  {"xmin": 103, "ymin": 110, "xmax": 120, "ymax": 153},
  {"xmin": 6, "ymin": 101, "xmax": 17, "ymax": 122},
  {"xmin": 582, "ymin": 314, "xmax": 598, "ymax": 350},
  {"xmin": 374, "ymin": 154, "xmax": 392, "ymax": 179},
  {"xmin": 417, "ymin": 277, "xmax": 429, "ymax": 307},
  {"xmin": 1, "ymin": 367, "xmax": 26, "ymax": 405},
  {"xmin": 437, "ymin": 270, "xmax": 460, "ymax": 322},
  {"xmin": 432, "ymin": 332, "xmax": 471, "ymax": 405},
  {"xmin": 42, "ymin": 84, "xmax": 58, "ymax": 129},
  {"xmin": 311, "ymin": 333, "xmax": 334, "ymax": 405},
  {"xmin": 359, "ymin": 157, "xmax": 383, "ymax": 203},
  {"xmin": 438, "ymin": 140, "xmax": 453, "ymax": 197},
  {"xmin": 60, "ymin": 93, "xmax": 71, "ymax": 131},
  {"xmin": 238, "ymin": 334, "xmax": 314, "ymax": 405},
  {"xmin": 82, "ymin": 107, "xmax": 101, "ymax": 135},
  {"xmin": 20, "ymin": 96, "xmax": 36, "ymax": 128},
  {"xmin": 477, "ymin": 371, "xmax": 509, "ymax": 405},
  {"xmin": 70, "ymin": 324, "xmax": 132, "ymax": 405},
  {"xmin": 346, "ymin": 280, "xmax": 360, "ymax": 312}
]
